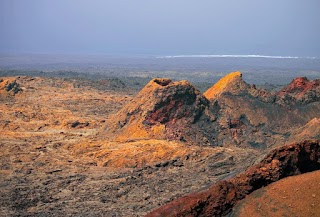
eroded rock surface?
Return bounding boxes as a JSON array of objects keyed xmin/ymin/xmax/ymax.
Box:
[
  {"xmin": 277, "ymin": 77, "xmax": 320, "ymax": 103},
  {"xmin": 108, "ymin": 78, "xmax": 217, "ymax": 145}
]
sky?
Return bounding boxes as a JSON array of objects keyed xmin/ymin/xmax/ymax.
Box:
[{"xmin": 0, "ymin": 0, "xmax": 320, "ymax": 57}]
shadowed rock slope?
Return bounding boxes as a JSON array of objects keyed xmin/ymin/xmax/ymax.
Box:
[
  {"xmin": 146, "ymin": 140, "xmax": 320, "ymax": 217},
  {"xmin": 108, "ymin": 78, "xmax": 217, "ymax": 145},
  {"xmin": 206, "ymin": 72, "xmax": 320, "ymax": 148}
]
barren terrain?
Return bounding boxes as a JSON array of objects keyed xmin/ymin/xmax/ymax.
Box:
[
  {"xmin": 229, "ymin": 170, "xmax": 320, "ymax": 217},
  {"xmin": 0, "ymin": 76, "xmax": 258, "ymax": 216},
  {"xmin": 0, "ymin": 73, "xmax": 319, "ymax": 216}
]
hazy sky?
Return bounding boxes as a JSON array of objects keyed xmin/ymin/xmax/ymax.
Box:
[{"xmin": 1, "ymin": 0, "xmax": 319, "ymax": 57}]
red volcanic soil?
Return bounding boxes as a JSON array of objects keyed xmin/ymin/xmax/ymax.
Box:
[
  {"xmin": 146, "ymin": 140, "xmax": 320, "ymax": 217},
  {"xmin": 229, "ymin": 170, "xmax": 320, "ymax": 217},
  {"xmin": 277, "ymin": 77, "xmax": 320, "ymax": 99}
]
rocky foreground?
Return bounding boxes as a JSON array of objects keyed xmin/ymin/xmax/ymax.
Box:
[{"xmin": 146, "ymin": 140, "xmax": 320, "ymax": 216}]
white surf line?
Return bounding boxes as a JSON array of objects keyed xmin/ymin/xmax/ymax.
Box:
[{"xmin": 157, "ymin": 55, "xmax": 317, "ymax": 59}]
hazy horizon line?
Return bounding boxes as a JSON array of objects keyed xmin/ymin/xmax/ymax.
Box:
[
  {"xmin": 0, "ymin": 53, "xmax": 319, "ymax": 60},
  {"xmin": 157, "ymin": 54, "xmax": 318, "ymax": 59}
]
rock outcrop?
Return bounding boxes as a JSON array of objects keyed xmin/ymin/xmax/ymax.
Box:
[
  {"xmin": 204, "ymin": 72, "xmax": 320, "ymax": 105},
  {"xmin": 204, "ymin": 71, "xmax": 248, "ymax": 99},
  {"xmin": 0, "ymin": 77, "xmax": 22, "ymax": 96},
  {"xmin": 146, "ymin": 140, "xmax": 320, "ymax": 217},
  {"xmin": 277, "ymin": 77, "xmax": 320, "ymax": 104},
  {"xmin": 204, "ymin": 71, "xmax": 275, "ymax": 103},
  {"xmin": 108, "ymin": 78, "xmax": 217, "ymax": 145}
]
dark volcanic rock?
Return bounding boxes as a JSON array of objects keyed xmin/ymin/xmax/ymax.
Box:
[
  {"xmin": 0, "ymin": 78, "xmax": 22, "ymax": 96},
  {"xmin": 146, "ymin": 140, "xmax": 320, "ymax": 217},
  {"xmin": 67, "ymin": 120, "xmax": 90, "ymax": 128}
]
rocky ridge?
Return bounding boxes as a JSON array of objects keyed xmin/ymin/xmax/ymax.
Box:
[
  {"xmin": 108, "ymin": 72, "xmax": 320, "ymax": 149},
  {"xmin": 206, "ymin": 72, "xmax": 320, "ymax": 148}
]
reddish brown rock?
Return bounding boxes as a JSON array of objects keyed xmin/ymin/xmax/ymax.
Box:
[
  {"xmin": 278, "ymin": 77, "xmax": 319, "ymax": 96},
  {"xmin": 108, "ymin": 78, "xmax": 217, "ymax": 145},
  {"xmin": 277, "ymin": 77, "xmax": 320, "ymax": 103},
  {"xmin": 146, "ymin": 140, "xmax": 320, "ymax": 217},
  {"xmin": 230, "ymin": 170, "xmax": 320, "ymax": 217},
  {"xmin": 144, "ymin": 79, "xmax": 208, "ymax": 126}
]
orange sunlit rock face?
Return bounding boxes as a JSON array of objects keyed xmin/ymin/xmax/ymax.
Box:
[{"xmin": 204, "ymin": 71, "xmax": 244, "ymax": 99}]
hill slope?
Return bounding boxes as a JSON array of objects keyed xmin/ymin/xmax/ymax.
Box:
[{"xmin": 108, "ymin": 78, "xmax": 217, "ymax": 145}]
